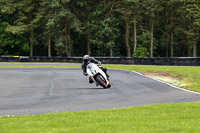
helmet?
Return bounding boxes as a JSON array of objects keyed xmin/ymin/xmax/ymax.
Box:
[{"xmin": 83, "ymin": 55, "xmax": 90, "ymax": 63}]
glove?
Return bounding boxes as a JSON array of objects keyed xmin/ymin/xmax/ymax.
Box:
[
  {"xmin": 98, "ymin": 61, "xmax": 101, "ymax": 66},
  {"xmin": 83, "ymin": 72, "xmax": 88, "ymax": 76}
]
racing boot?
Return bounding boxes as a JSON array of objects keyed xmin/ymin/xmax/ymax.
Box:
[
  {"xmin": 89, "ymin": 77, "xmax": 94, "ymax": 84},
  {"xmin": 105, "ymin": 72, "xmax": 110, "ymax": 80},
  {"xmin": 96, "ymin": 83, "xmax": 99, "ymax": 86}
]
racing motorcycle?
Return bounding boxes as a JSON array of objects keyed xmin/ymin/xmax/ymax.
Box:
[{"xmin": 87, "ymin": 63, "xmax": 111, "ymax": 88}]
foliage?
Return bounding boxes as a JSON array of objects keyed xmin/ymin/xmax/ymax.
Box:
[
  {"xmin": 0, "ymin": 16, "xmax": 29, "ymax": 55},
  {"xmin": 0, "ymin": 0, "xmax": 200, "ymax": 57},
  {"xmin": 90, "ymin": 16, "xmax": 120, "ymax": 56},
  {"xmin": 133, "ymin": 32, "xmax": 158, "ymax": 57},
  {"xmin": 134, "ymin": 46, "xmax": 149, "ymax": 57}
]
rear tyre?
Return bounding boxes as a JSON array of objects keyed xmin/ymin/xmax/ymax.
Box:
[{"xmin": 95, "ymin": 74, "xmax": 107, "ymax": 88}]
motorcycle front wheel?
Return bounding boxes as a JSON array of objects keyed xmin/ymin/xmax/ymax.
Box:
[{"xmin": 94, "ymin": 74, "xmax": 107, "ymax": 88}]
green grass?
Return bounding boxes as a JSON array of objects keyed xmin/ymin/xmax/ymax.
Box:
[{"xmin": 1, "ymin": 102, "xmax": 200, "ymax": 133}]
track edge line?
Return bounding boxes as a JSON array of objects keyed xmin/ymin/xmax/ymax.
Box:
[{"xmin": 109, "ymin": 68, "xmax": 200, "ymax": 95}]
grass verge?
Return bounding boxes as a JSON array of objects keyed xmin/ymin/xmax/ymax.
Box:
[{"xmin": 1, "ymin": 102, "xmax": 200, "ymax": 133}]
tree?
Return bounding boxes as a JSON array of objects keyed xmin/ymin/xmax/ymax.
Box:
[
  {"xmin": 0, "ymin": 1, "xmax": 29, "ymax": 55},
  {"xmin": 167, "ymin": 0, "xmax": 183, "ymax": 57},
  {"xmin": 0, "ymin": 0, "xmax": 199, "ymax": 57},
  {"xmin": 53, "ymin": 0, "xmax": 81, "ymax": 57},
  {"xmin": 38, "ymin": 1, "xmax": 53, "ymax": 57},
  {"xmin": 1, "ymin": 0, "xmax": 41, "ymax": 56},
  {"xmin": 181, "ymin": 0, "xmax": 200, "ymax": 57},
  {"xmin": 141, "ymin": 0, "xmax": 163, "ymax": 57},
  {"xmin": 92, "ymin": 16, "xmax": 120, "ymax": 56},
  {"xmin": 113, "ymin": 0, "xmax": 132, "ymax": 57},
  {"xmin": 125, "ymin": 0, "xmax": 141, "ymax": 57},
  {"xmin": 87, "ymin": 0, "xmax": 121, "ymax": 56},
  {"xmin": 79, "ymin": 1, "xmax": 98, "ymax": 56}
]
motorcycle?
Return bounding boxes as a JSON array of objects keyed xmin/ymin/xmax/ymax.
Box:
[{"xmin": 86, "ymin": 63, "xmax": 111, "ymax": 88}]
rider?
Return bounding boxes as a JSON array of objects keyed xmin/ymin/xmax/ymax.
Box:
[{"xmin": 81, "ymin": 55, "xmax": 109, "ymax": 84}]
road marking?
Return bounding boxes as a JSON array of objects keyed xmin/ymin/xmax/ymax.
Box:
[
  {"xmin": 132, "ymin": 70, "xmax": 200, "ymax": 95},
  {"xmin": 109, "ymin": 68, "xmax": 200, "ymax": 95}
]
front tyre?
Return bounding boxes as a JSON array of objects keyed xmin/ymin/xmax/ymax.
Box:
[
  {"xmin": 95, "ymin": 74, "xmax": 107, "ymax": 88},
  {"xmin": 107, "ymin": 84, "xmax": 111, "ymax": 88}
]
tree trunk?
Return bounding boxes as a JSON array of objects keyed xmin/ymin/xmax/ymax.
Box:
[
  {"xmin": 166, "ymin": 43, "xmax": 169, "ymax": 57},
  {"xmin": 150, "ymin": 20, "xmax": 154, "ymax": 58},
  {"xmin": 68, "ymin": 29, "xmax": 72, "ymax": 57},
  {"xmin": 133, "ymin": 13, "xmax": 137, "ymax": 57},
  {"xmin": 170, "ymin": 12, "xmax": 174, "ymax": 57},
  {"xmin": 125, "ymin": 18, "xmax": 131, "ymax": 57},
  {"xmin": 29, "ymin": 12, "xmax": 33, "ymax": 56},
  {"xmin": 193, "ymin": 41, "xmax": 197, "ymax": 57},
  {"xmin": 165, "ymin": 34, "xmax": 168, "ymax": 58},
  {"xmin": 110, "ymin": 47, "xmax": 113, "ymax": 57},
  {"xmin": 64, "ymin": 25, "xmax": 70, "ymax": 57},
  {"xmin": 192, "ymin": 25, "xmax": 198, "ymax": 57},
  {"xmin": 87, "ymin": 35, "xmax": 91, "ymax": 55},
  {"xmin": 48, "ymin": 37, "xmax": 51, "ymax": 57},
  {"xmin": 182, "ymin": 45, "xmax": 185, "ymax": 57},
  {"xmin": 30, "ymin": 28, "xmax": 34, "ymax": 56},
  {"xmin": 171, "ymin": 31, "xmax": 174, "ymax": 57},
  {"xmin": 165, "ymin": 6, "xmax": 169, "ymax": 57},
  {"xmin": 188, "ymin": 47, "xmax": 192, "ymax": 57}
]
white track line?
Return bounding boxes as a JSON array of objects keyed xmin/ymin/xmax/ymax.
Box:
[
  {"xmin": 110, "ymin": 68, "xmax": 200, "ymax": 95},
  {"xmin": 131, "ymin": 70, "xmax": 200, "ymax": 95}
]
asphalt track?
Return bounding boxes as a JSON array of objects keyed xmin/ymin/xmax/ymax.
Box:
[{"xmin": 0, "ymin": 68, "xmax": 200, "ymax": 116}]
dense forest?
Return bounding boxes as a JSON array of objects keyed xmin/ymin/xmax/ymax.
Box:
[{"xmin": 0, "ymin": 0, "xmax": 200, "ymax": 57}]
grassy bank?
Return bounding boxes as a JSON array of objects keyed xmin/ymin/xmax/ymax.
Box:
[{"xmin": 1, "ymin": 102, "xmax": 200, "ymax": 133}]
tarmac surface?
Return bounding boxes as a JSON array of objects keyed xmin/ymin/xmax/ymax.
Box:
[{"xmin": 0, "ymin": 68, "xmax": 200, "ymax": 116}]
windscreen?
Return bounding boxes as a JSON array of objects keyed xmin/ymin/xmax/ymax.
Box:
[{"xmin": 87, "ymin": 64, "xmax": 96, "ymax": 74}]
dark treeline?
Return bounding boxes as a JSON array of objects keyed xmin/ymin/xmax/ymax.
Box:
[{"xmin": 0, "ymin": 0, "xmax": 200, "ymax": 57}]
